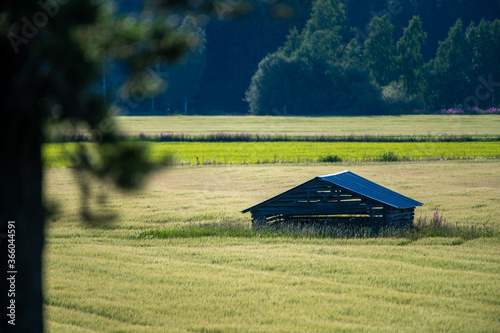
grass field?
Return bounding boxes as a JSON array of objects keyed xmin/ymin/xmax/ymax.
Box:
[
  {"xmin": 151, "ymin": 141, "xmax": 500, "ymax": 165},
  {"xmin": 115, "ymin": 115, "xmax": 500, "ymax": 136},
  {"xmin": 45, "ymin": 235, "xmax": 500, "ymax": 332},
  {"xmin": 45, "ymin": 161, "xmax": 500, "ymax": 230},
  {"xmin": 43, "ymin": 115, "xmax": 500, "ymax": 332},
  {"xmin": 44, "ymin": 161, "xmax": 500, "ymax": 332},
  {"xmin": 43, "ymin": 141, "xmax": 500, "ymax": 168}
]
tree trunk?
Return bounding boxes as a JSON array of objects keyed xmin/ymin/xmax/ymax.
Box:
[
  {"xmin": 1, "ymin": 20, "xmax": 45, "ymax": 331},
  {"xmin": 1, "ymin": 111, "xmax": 45, "ymax": 333}
]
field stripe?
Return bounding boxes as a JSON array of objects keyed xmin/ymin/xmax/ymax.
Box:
[{"xmin": 43, "ymin": 141, "xmax": 500, "ymax": 168}]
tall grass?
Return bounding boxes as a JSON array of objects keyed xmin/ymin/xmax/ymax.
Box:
[
  {"xmin": 378, "ymin": 151, "xmax": 400, "ymax": 162},
  {"xmin": 135, "ymin": 221, "xmax": 385, "ymax": 240},
  {"xmin": 44, "ymin": 163, "xmax": 500, "ymax": 331},
  {"xmin": 135, "ymin": 214, "xmax": 499, "ymax": 241},
  {"xmin": 412, "ymin": 211, "xmax": 499, "ymax": 240},
  {"xmin": 50, "ymin": 131, "xmax": 500, "ymax": 143}
]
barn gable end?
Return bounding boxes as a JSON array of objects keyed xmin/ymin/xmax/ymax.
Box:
[{"xmin": 242, "ymin": 171, "xmax": 423, "ymax": 227}]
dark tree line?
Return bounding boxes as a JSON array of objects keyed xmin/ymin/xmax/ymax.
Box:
[
  {"xmin": 246, "ymin": 0, "xmax": 500, "ymax": 115},
  {"xmin": 246, "ymin": 0, "xmax": 384, "ymax": 115},
  {"xmin": 110, "ymin": 0, "xmax": 500, "ymax": 115}
]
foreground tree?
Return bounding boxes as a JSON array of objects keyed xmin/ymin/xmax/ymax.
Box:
[{"xmin": 0, "ymin": 0, "xmax": 255, "ymax": 331}]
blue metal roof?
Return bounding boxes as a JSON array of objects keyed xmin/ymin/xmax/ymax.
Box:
[
  {"xmin": 242, "ymin": 170, "xmax": 423, "ymax": 213},
  {"xmin": 317, "ymin": 170, "xmax": 423, "ymax": 209}
]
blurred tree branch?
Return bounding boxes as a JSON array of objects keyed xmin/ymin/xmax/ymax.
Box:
[{"xmin": 0, "ymin": 0, "xmax": 294, "ymax": 331}]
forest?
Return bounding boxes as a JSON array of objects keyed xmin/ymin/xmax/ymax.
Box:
[{"xmin": 107, "ymin": 0, "xmax": 500, "ymax": 115}]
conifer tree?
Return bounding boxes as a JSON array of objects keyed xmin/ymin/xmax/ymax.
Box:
[
  {"xmin": 395, "ymin": 16, "xmax": 426, "ymax": 95},
  {"xmin": 425, "ymin": 19, "xmax": 471, "ymax": 108},
  {"xmin": 364, "ymin": 15, "xmax": 396, "ymax": 86},
  {"xmin": 302, "ymin": 0, "xmax": 350, "ymax": 37},
  {"xmin": 297, "ymin": 0, "xmax": 352, "ymax": 63},
  {"xmin": 466, "ymin": 19, "xmax": 500, "ymax": 107},
  {"xmin": 280, "ymin": 26, "xmax": 302, "ymax": 57},
  {"xmin": 246, "ymin": 0, "xmax": 385, "ymax": 116},
  {"xmin": 1, "ymin": 2, "xmax": 244, "ymax": 331}
]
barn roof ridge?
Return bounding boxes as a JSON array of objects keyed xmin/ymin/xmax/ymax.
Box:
[{"xmin": 241, "ymin": 170, "xmax": 422, "ymax": 214}]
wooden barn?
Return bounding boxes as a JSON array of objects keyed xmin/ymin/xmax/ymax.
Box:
[{"xmin": 242, "ymin": 170, "xmax": 423, "ymax": 227}]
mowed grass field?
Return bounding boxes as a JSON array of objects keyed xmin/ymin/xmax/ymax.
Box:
[
  {"xmin": 44, "ymin": 115, "xmax": 500, "ymax": 332},
  {"xmin": 116, "ymin": 115, "xmax": 500, "ymax": 136},
  {"xmin": 44, "ymin": 161, "xmax": 500, "ymax": 332},
  {"xmin": 44, "ymin": 115, "xmax": 500, "ymax": 167}
]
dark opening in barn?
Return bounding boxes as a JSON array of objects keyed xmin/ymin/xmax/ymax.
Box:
[{"xmin": 242, "ymin": 171, "xmax": 423, "ymax": 228}]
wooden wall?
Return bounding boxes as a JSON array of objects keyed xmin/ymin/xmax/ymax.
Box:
[{"xmin": 250, "ymin": 179, "xmax": 415, "ymax": 227}]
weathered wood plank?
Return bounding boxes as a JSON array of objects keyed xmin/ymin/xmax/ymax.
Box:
[
  {"xmin": 253, "ymin": 207, "xmax": 376, "ymax": 216},
  {"xmin": 276, "ymin": 193, "xmax": 367, "ymax": 203},
  {"xmin": 387, "ymin": 213, "xmax": 413, "ymax": 219},
  {"xmin": 281, "ymin": 192, "xmax": 348, "ymax": 199},
  {"xmin": 262, "ymin": 202, "xmax": 376, "ymax": 210}
]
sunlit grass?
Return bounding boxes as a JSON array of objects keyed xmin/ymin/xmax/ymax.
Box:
[
  {"xmin": 45, "ymin": 234, "xmax": 500, "ymax": 332},
  {"xmin": 115, "ymin": 115, "xmax": 500, "ymax": 136},
  {"xmin": 44, "ymin": 161, "xmax": 500, "ymax": 332},
  {"xmin": 45, "ymin": 160, "xmax": 500, "ymax": 231},
  {"xmin": 43, "ymin": 141, "xmax": 500, "ymax": 168},
  {"xmin": 45, "ymin": 161, "xmax": 500, "ymax": 228}
]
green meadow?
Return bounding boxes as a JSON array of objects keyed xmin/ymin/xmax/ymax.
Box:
[
  {"xmin": 43, "ymin": 141, "xmax": 500, "ymax": 168},
  {"xmin": 43, "ymin": 116, "xmax": 500, "ymax": 332},
  {"xmin": 151, "ymin": 141, "xmax": 500, "ymax": 165}
]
